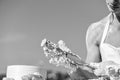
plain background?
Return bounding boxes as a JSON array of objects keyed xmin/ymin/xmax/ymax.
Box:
[{"xmin": 0, "ymin": 0, "xmax": 109, "ymax": 73}]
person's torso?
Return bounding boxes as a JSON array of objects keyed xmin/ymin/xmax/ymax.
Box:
[{"xmin": 100, "ymin": 13, "xmax": 120, "ymax": 64}]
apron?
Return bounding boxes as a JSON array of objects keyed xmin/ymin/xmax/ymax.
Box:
[{"xmin": 100, "ymin": 13, "xmax": 120, "ymax": 64}]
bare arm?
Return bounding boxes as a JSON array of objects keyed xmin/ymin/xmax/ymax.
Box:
[{"xmin": 85, "ymin": 23, "xmax": 102, "ymax": 63}]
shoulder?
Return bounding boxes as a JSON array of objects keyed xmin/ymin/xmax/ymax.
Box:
[
  {"xmin": 86, "ymin": 17, "xmax": 108, "ymax": 45},
  {"xmin": 87, "ymin": 21, "xmax": 104, "ymax": 35},
  {"xmin": 87, "ymin": 15, "xmax": 108, "ymax": 35}
]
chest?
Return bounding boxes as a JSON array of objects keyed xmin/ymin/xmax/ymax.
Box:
[{"xmin": 105, "ymin": 25, "xmax": 120, "ymax": 48}]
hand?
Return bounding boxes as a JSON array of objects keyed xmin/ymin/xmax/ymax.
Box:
[
  {"xmin": 93, "ymin": 61, "xmax": 118, "ymax": 76},
  {"xmin": 69, "ymin": 66, "xmax": 98, "ymax": 80}
]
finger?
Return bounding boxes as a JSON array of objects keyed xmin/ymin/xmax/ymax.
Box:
[{"xmin": 3, "ymin": 77, "xmax": 14, "ymax": 80}]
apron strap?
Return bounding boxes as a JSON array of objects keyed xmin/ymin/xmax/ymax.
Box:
[{"xmin": 100, "ymin": 13, "xmax": 113, "ymax": 44}]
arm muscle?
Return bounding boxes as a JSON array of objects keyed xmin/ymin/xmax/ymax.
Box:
[{"xmin": 85, "ymin": 23, "xmax": 102, "ymax": 63}]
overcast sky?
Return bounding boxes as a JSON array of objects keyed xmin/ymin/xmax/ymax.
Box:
[{"xmin": 0, "ymin": 0, "xmax": 109, "ymax": 73}]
